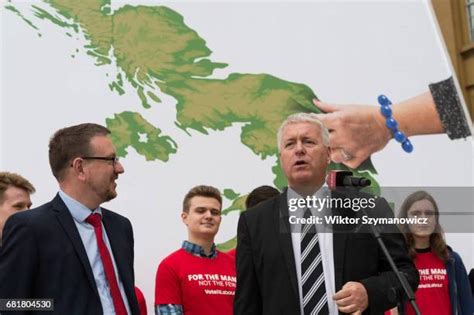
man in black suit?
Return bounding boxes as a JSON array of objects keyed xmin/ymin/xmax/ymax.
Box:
[
  {"xmin": 234, "ymin": 113, "xmax": 418, "ymax": 315},
  {"xmin": 0, "ymin": 123, "xmax": 139, "ymax": 315}
]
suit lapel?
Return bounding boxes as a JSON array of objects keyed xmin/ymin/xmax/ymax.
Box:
[
  {"xmin": 52, "ymin": 194, "xmax": 100, "ymax": 298},
  {"xmin": 275, "ymin": 188, "xmax": 300, "ymax": 301},
  {"xmin": 333, "ymin": 232, "xmax": 347, "ymax": 292},
  {"xmin": 331, "ymin": 190, "xmax": 348, "ymax": 291}
]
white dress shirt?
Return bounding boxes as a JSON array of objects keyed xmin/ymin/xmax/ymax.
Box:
[{"xmin": 288, "ymin": 186, "xmax": 338, "ymax": 315}]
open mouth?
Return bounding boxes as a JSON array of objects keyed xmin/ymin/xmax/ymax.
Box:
[{"xmin": 294, "ymin": 160, "xmax": 307, "ymax": 166}]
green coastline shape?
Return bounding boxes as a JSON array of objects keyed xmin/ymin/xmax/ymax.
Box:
[
  {"xmin": 6, "ymin": 0, "xmax": 375, "ymax": 178},
  {"xmin": 6, "ymin": 1, "xmax": 380, "ymax": 251},
  {"xmin": 106, "ymin": 111, "xmax": 177, "ymax": 161}
]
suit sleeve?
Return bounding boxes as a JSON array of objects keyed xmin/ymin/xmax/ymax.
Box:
[
  {"xmin": 125, "ymin": 217, "xmax": 141, "ymax": 315},
  {"xmin": 452, "ymin": 251, "xmax": 474, "ymax": 314},
  {"xmin": 0, "ymin": 213, "xmax": 38, "ymax": 300},
  {"xmin": 234, "ymin": 213, "xmax": 262, "ymax": 315},
  {"xmin": 359, "ymin": 197, "xmax": 419, "ymax": 314},
  {"xmin": 127, "ymin": 218, "xmax": 135, "ymax": 283}
]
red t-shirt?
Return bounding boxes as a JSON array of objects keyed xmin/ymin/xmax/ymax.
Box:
[
  {"xmin": 226, "ymin": 248, "xmax": 236, "ymax": 260},
  {"xmin": 406, "ymin": 248, "xmax": 452, "ymax": 315},
  {"xmin": 135, "ymin": 286, "xmax": 147, "ymax": 315},
  {"xmin": 155, "ymin": 249, "xmax": 236, "ymax": 315}
]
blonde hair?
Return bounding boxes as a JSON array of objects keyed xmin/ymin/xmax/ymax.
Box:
[{"xmin": 277, "ymin": 113, "xmax": 330, "ymax": 151}]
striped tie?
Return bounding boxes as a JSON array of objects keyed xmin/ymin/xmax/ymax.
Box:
[{"xmin": 301, "ymin": 208, "xmax": 329, "ymax": 315}]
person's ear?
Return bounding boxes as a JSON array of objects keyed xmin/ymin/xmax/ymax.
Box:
[
  {"xmin": 181, "ymin": 211, "xmax": 188, "ymax": 225},
  {"xmin": 71, "ymin": 157, "xmax": 86, "ymax": 180}
]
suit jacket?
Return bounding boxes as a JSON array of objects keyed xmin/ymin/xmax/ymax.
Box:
[
  {"xmin": 234, "ymin": 188, "xmax": 419, "ymax": 315},
  {"xmin": 0, "ymin": 194, "xmax": 139, "ymax": 315}
]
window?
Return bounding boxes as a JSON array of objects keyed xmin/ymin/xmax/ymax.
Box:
[{"xmin": 468, "ymin": 0, "xmax": 474, "ymax": 41}]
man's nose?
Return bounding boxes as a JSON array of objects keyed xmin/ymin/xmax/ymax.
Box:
[
  {"xmin": 295, "ymin": 141, "xmax": 305, "ymax": 154},
  {"xmin": 115, "ymin": 161, "xmax": 125, "ymax": 174}
]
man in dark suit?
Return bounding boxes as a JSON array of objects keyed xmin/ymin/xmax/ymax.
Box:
[
  {"xmin": 234, "ymin": 113, "xmax": 418, "ymax": 315},
  {"xmin": 0, "ymin": 123, "xmax": 139, "ymax": 315}
]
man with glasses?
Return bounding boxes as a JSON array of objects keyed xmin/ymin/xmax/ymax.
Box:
[{"xmin": 0, "ymin": 123, "xmax": 139, "ymax": 315}]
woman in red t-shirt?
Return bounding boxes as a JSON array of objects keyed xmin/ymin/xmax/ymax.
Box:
[{"xmin": 398, "ymin": 191, "xmax": 473, "ymax": 315}]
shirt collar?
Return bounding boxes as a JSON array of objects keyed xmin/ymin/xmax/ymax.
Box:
[
  {"xmin": 58, "ymin": 190, "xmax": 102, "ymax": 223},
  {"xmin": 182, "ymin": 240, "xmax": 217, "ymax": 259}
]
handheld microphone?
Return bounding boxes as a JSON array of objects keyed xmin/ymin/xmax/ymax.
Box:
[{"xmin": 326, "ymin": 171, "xmax": 371, "ymax": 190}]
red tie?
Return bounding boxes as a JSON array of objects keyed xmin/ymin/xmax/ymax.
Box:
[{"xmin": 86, "ymin": 213, "xmax": 128, "ymax": 315}]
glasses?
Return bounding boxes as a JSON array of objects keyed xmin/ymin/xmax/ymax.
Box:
[{"xmin": 81, "ymin": 156, "xmax": 120, "ymax": 167}]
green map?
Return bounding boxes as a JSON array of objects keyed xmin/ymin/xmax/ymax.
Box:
[{"xmin": 5, "ymin": 0, "xmax": 377, "ymax": 250}]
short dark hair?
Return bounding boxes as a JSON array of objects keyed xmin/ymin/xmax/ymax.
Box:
[
  {"xmin": 0, "ymin": 172, "xmax": 35, "ymax": 204},
  {"xmin": 245, "ymin": 185, "xmax": 280, "ymax": 209},
  {"xmin": 183, "ymin": 185, "xmax": 222, "ymax": 213},
  {"xmin": 49, "ymin": 123, "xmax": 110, "ymax": 180}
]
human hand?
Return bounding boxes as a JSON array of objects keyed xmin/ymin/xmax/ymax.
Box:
[
  {"xmin": 333, "ymin": 281, "xmax": 369, "ymax": 314},
  {"xmin": 313, "ymin": 100, "xmax": 392, "ymax": 169}
]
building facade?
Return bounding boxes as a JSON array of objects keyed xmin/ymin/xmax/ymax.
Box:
[{"xmin": 431, "ymin": 0, "xmax": 474, "ymax": 121}]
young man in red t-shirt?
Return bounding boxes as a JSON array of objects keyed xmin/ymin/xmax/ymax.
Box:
[{"xmin": 154, "ymin": 185, "xmax": 235, "ymax": 315}]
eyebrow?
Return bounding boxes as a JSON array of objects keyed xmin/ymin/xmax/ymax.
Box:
[
  {"xmin": 195, "ymin": 206, "xmax": 221, "ymax": 212},
  {"xmin": 284, "ymin": 135, "xmax": 317, "ymax": 142},
  {"xmin": 12, "ymin": 202, "xmax": 30, "ymax": 207}
]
